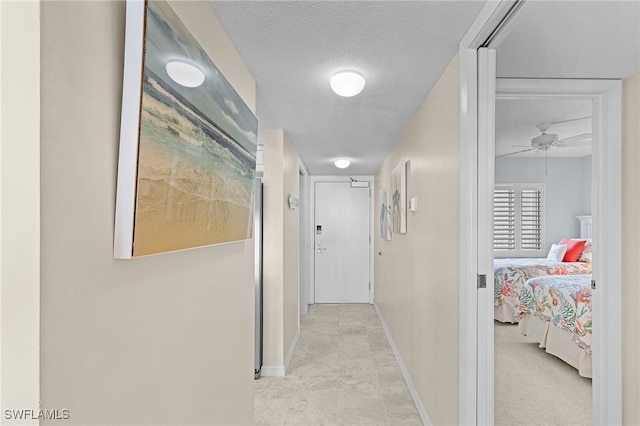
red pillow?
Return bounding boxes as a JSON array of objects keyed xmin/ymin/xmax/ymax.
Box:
[{"xmin": 559, "ymin": 238, "xmax": 587, "ymax": 262}]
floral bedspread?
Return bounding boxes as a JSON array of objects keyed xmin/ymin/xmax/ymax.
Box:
[
  {"xmin": 517, "ymin": 274, "xmax": 592, "ymax": 355},
  {"xmin": 494, "ymin": 258, "xmax": 592, "ymax": 322}
]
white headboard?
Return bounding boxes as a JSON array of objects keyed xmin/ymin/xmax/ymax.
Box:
[{"xmin": 577, "ymin": 215, "xmax": 592, "ymax": 239}]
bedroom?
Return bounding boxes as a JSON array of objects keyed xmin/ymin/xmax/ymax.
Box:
[{"xmin": 493, "ymin": 96, "xmax": 594, "ymax": 423}]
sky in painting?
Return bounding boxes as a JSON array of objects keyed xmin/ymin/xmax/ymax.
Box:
[{"xmin": 144, "ymin": 1, "xmax": 257, "ymax": 154}]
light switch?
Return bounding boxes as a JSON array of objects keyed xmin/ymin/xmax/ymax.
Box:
[{"xmin": 409, "ymin": 196, "xmax": 417, "ymax": 212}]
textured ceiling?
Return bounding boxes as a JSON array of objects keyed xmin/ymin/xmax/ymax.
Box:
[
  {"xmin": 495, "ymin": 98, "xmax": 592, "ymax": 158},
  {"xmin": 496, "ymin": 1, "xmax": 640, "ymax": 80},
  {"xmin": 494, "ymin": 0, "xmax": 639, "ymax": 159},
  {"xmin": 209, "ymin": 1, "xmax": 487, "ymax": 175},
  {"xmin": 209, "ymin": 1, "xmax": 639, "ymax": 173}
]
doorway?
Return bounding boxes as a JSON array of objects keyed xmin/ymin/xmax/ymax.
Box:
[
  {"xmin": 464, "ymin": 68, "xmax": 623, "ymax": 424},
  {"xmin": 489, "ymin": 77, "xmax": 622, "ymax": 426},
  {"xmin": 493, "ymin": 94, "xmax": 594, "ymax": 424},
  {"xmin": 313, "ymin": 181, "xmax": 371, "ymax": 304},
  {"xmin": 458, "ymin": 5, "xmax": 623, "ymax": 422}
]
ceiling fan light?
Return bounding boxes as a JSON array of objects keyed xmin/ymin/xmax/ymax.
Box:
[
  {"xmin": 165, "ymin": 60, "xmax": 205, "ymax": 88},
  {"xmin": 334, "ymin": 159, "xmax": 351, "ymax": 168},
  {"xmin": 330, "ymin": 71, "xmax": 365, "ymax": 97},
  {"xmin": 532, "ymin": 133, "xmax": 558, "ymax": 145}
]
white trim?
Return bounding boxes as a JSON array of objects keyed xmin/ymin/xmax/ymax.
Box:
[
  {"xmin": 261, "ymin": 329, "xmax": 299, "ymax": 377},
  {"xmin": 304, "ymin": 173, "xmax": 314, "ymax": 307},
  {"xmin": 298, "ymin": 158, "xmax": 310, "ymax": 176},
  {"xmin": 589, "ymin": 80, "xmax": 622, "ymax": 426},
  {"xmin": 299, "ymin": 164, "xmax": 309, "ymax": 316},
  {"xmin": 113, "ymin": 0, "xmax": 145, "ymax": 259},
  {"xmin": 476, "ymin": 47, "xmax": 496, "ymax": 426},
  {"xmin": 493, "ymin": 78, "xmax": 622, "ymax": 425},
  {"xmin": 458, "ymin": 4, "xmax": 519, "ymax": 422},
  {"xmin": 460, "ymin": 0, "xmax": 522, "ymax": 49},
  {"xmin": 374, "ymin": 303, "xmax": 430, "ymax": 426},
  {"xmin": 308, "ymin": 176, "xmax": 375, "ymax": 305},
  {"xmin": 260, "ymin": 365, "xmax": 285, "ymax": 377},
  {"xmin": 0, "ymin": 1, "xmax": 41, "ymax": 419},
  {"xmin": 457, "ymin": 47, "xmax": 479, "ymax": 426}
]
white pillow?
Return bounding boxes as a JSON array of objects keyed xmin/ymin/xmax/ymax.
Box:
[{"xmin": 547, "ymin": 243, "xmax": 568, "ymax": 262}]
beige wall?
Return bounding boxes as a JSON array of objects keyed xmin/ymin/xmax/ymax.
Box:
[
  {"xmin": 374, "ymin": 54, "xmax": 460, "ymax": 425},
  {"xmin": 40, "ymin": 2, "xmax": 254, "ymax": 424},
  {"xmin": 0, "ymin": 1, "xmax": 40, "ymax": 422},
  {"xmin": 622, "ymin": 71, "xmax": 640, "ymax": 425},
  {"xmin": 262, "ymin": 130, "xmax": 300, "ymax": 371}
]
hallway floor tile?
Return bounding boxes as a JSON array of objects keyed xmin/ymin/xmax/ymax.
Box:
[{"xmin": 254, "ymin": 304, "xmax": 422, "ymax": 426}]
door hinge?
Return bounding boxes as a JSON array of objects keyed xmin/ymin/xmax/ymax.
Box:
[
  {"xmin": 477, "ymin": 274, "xmax": 487, "ymax": 289},
  {"xmin": 591, "ymin": 279, "xmax": 596, "ymax": 290},
  {"xmin": 369, "ymin": 282, "xmax": 371, "ymax": 289}
]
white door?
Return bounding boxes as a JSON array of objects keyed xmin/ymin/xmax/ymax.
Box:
[{"xmin": 314, "ymin": 182, "xmax": 370, "ymax": 303}]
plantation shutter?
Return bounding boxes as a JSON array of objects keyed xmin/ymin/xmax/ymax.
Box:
[
  {"xmin": 493, "ymin": 184, "xmax": 544, "ymax": 257},
  {"xmin": 520, "ymin": 187, "xmax": 543, "ymax": 251},
  {"xmin": 493, "ymin": 187, "xmax": 515, "ymax": 251}
]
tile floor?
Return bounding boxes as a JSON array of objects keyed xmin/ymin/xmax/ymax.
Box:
[{"xmin": 254, "ymin": 304, "xmax": 423, "ymax": 425}]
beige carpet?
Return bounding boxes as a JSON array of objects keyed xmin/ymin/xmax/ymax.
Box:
[
  {"xmin": 494, "ymin": 321, "xmax": 592, "ymax": 426},
  {"xmin": 254, "ymin": 304, "xmax": 422, "ymax": 425}
]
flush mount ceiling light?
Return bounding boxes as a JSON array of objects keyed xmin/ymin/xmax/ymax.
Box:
[
  {"xmin": 330, "ymin": 71, "xmax": 365, "ymax": 97},
  {"xmin": 334, "ymin": 159, "xmax": 351, "ymax": 169},
  {"xmin": 165, "ymin": 60, "xmax": 205, "ymax": 88}
]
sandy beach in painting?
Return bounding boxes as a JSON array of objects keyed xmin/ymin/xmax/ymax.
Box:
[{"xmin": 133, "ymin": 137, "xmax": 252, "ymax": 257}]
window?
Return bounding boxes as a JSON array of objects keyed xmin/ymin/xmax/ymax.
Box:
[{"xmin": 494, "ymin": 184, "xmax": 544, "ymax": 257}]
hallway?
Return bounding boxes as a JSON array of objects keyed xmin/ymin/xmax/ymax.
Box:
[{"xmin": 254, "ymin": 304, "xmax": 422, "ymax": 425}]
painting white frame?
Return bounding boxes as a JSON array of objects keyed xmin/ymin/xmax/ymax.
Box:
[{"xmin": 114, "ymin": 0, "xmax": 146, "ymax": 259}]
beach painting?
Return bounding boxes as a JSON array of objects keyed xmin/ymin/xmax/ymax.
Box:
[{"xmin": 114, "ymin": 0, "xmax": 257, "ymax": 258}]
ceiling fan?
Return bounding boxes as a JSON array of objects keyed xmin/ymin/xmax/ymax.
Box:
[{"xmin": 497, "ymin": 116, "xmax": 592, "ymax": 159}]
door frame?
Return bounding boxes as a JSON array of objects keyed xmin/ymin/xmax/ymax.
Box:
[
  {"xmin": 459, "ymin": 2, "xmax": 622, "ymax": 424},
  {"xmin": 494, "ymin": 78, "xmax": 622, "ymax": 426},
  {"xmin": 459, "ymin": 3, "xmax": 518, "ymax": 423},
  {"xmin": 0, "ymin": 0, "xmax": 41, "ymax": 415},
  {"xmin": 298, "ymin": 161, "xmax": 310, "ymax": 316},
  {"xmin": 307, "ymin": 175, "xmax": 375, "ymax": 305}
]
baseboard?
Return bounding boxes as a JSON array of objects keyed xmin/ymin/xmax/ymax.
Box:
[
  {"xmin": 284, "ymin": 329, "xmax": 300, "ymax": 374},
  {"xmin": 374, "ymin": 302, "xmax": 432, "ymax": 426},
  {"xmin": 261, "ymin": 330, "xmax": 300, "ymax": 378},
  {"xmin": 260, "ymin": 365, "xmax": 285, "ymax": 377}
]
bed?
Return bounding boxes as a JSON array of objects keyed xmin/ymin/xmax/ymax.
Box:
[
  {"xmin": 515, "ymin": 274, "xmax": 593, "ymax": 378},
  {"xmin": 494, "ymin": 257, "xmax": 592, "ymax": 323}
]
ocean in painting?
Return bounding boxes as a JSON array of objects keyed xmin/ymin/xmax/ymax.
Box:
[{"xmin": 133, "ymin": 0, "xmax": 257, "ymax": 256}]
